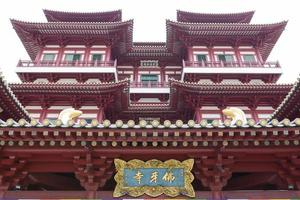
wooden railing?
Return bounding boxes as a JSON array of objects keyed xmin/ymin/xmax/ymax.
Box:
[
  {"xmin": 130, "ymin": 81, "xmax": 169, "ymax": 88},
  {"xmin": 183, "ymin": 60, "xmax": 281, "ymax": 68},
  {"xmin": 17, "ymin": 60, "xmax": 117, "ymax": 67}
]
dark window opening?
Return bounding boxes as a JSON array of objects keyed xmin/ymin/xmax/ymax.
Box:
[
  {"xmin": 92, "ymin": 54, "xmax": 103, "ymax": 61},
  {"xmin": 196, "ymin": 54, "xmax": 207, "ymax": 62}
]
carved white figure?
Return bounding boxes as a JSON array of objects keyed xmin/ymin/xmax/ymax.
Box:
[
  {"xmin": 222, "ymin": 107, "xmax": 247, "ymax": 126},
  {"xmin": 58, "ymin": 108, "xmax": 82, "ymax": 125}
]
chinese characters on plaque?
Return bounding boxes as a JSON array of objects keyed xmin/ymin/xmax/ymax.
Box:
[{"xmin": 113, "ymin": 159, "xmax": 195, "ymax": 198}]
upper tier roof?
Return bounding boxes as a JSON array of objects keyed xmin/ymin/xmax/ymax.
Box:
[
  {"xmin": 166, "ymin": 20, "xmax": 287, "ymax": 61},
  {"xmin": 177, "ymin": 10, "xmax": 255, "ymax": 23},
  {"xmin": 43, "ymin": 9, "xmax": 122, "ymax": 22},
  {"xmin": 0, "ymin": 72, "xmax": 30, "ymax": 121},
  {"xmin": 11, "ymin": 19, "xmax": 133, "ymax": 60}
]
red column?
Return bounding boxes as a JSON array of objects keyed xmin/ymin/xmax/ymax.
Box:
[
  {"xmin": 219, "ymin": 106, "xmax": 226, "ymax": 121},
  {"xmin": 160, "ymin": 66, "xmax": 165, "ymax": 83},
  {"xmin": 134, "ymin": 65, "xmax": 139, "ymax": 82},
  {"xmin": 97, "ymin": 107, "xmax": 105, "ymax": 123},
  {"xmin": 250, "ymin": 108, "xmax": 259, "ymax": 122},
  {"xmin": 84, "ymin": 46, "xmax": 91, "ymax": 64},
  {"xmin": 194, "ymin": 107, "xmax": 202, "ymax": 123},
  {"xmin": 208, "ymin": 46, "xmax": 215, "ymax": 63},
  {"xmin": 56, "ymin": 46, "xmax": 65, "ymax": 66},
  {"xmin": 187, "ymin": 47, "xmax": 193, "ymax": 61},
  {"xmin": 234, "ymin": 47, "xmax": 242, "ymax": 67},
  {"xmin": 211, "ymin": 191, "xmax": 223, "ymax": 200},
  {"xmin": 105, "ymin": 46, "xmax": 111, "ymax": 62},
  {"xmin": 39, "ymin": 108, "xmax": 48, "ymax": 122},
  {"xmin": 35, "ymin": 49, "xmax": 43, "ymax": 64}
]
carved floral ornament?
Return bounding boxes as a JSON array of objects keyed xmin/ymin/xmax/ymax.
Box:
[{"xmin": 113, "ymin": 158, "xmax": 195, "ymax": 198}]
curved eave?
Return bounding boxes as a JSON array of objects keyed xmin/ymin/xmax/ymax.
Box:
[
  {"xmin": 169, "ymin": 79, "xmax": 292, "ymax": 94},
  {"xmin": 0, "ymin": 72, "xmax": 30, "ymax": 121},
  {"xmin": 9, "ymin": 79, "xmax": 130, "ymax": 95},
  {"xmin": 177, "ymin": 10, "xmax": 255, "ymax": 23},
  {"xmin": 166, "ymin": 20, "xmax": 287, "ymax": 61},
  {"xmin": 43, "ymin": 9, "xmax": 122, "ymax": 22},
  {"xmin": 11, "ymin": 19, "xmax": 134, "ymax": 60},
  {"xmin": 271, "ymin": 76, "xmax": 300, "ymax": 120}
]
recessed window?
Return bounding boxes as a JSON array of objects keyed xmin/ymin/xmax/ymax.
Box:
[
  {"xmin": 217, "ymin": 54, "xmax": 234, "ymax": 62},
  {"xmin": 196, "ymin": 54, "xmax": 207, "ymax": 62},
  {"xmin": 243, "ymin": 54, "xmax": 256, "ymax": 62},
  {"xmin": 92, "ymin": 54, "xmax": 103, "ymax": 61},
  {"xmin": 65, "ymin": 54, "xmax": 81, "ymax": 62},
  {"xmin": 42, "ymin": 53, "xmax": 56, "ymax": 61},
  {"xmin": 141, "ymin": 75, "xmax": 159, "ymax": 82}
]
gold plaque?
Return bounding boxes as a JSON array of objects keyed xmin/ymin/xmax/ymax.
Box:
[{"xmin": 113, "ymin": 158, "xmax": 195, "ymax": 198}]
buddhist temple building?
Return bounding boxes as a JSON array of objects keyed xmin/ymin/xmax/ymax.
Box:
[{"xmin": 0, "ymin": 9, "xmax": 300, "ymax": 199}]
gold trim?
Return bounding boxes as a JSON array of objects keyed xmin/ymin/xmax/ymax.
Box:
[{"xmin": 113, "ymin": 158, "xmax": 195, "ymax": 198}]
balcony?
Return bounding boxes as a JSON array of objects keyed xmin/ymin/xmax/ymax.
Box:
[
  {"xmin": 16, "ymin": 60, "xmax": 118, "ymax": 82},
  {"xmin": 183, "ymin": 60, "xmax": 280, "ymax": 68},
  {"xmin": 182, "ymin": 60, "xmax": 282, "ymax": 83},
  {"xmin": 129, "ymin": 81, "xmax": 170, "ymax": 93}
]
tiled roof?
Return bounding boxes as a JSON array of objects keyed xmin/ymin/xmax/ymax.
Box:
[
  {"xmin": 0, "ymin": 72, "xmax": 30, "ymax": 120},
  {"xmin": 177, "ymin": 10, "xmax": 255, "ymax": 23},
  {"xmin": 43, "ymin": 9, "xmax": 122, "ymax": 22},
  {"xmin": 11, "ymin": 19, "xmax": 133, "ymax": 60},
  {"xmin": 1, "ymin": 117, "xmax": 299, "ymax": 129},
  {"xmin": 9, "ymin": 79, "xmax": 129, "ymax": 95},
  {"xmin": 271, "ymin": 75, "xmax": 300, "ymax": 120},
  {"xmin": 166, "ymin": 20, "xmax": 287, "ymax": 61},
  {"xmin": 169, "ymin": 79, "xmax": 292, "ymax": 95}
]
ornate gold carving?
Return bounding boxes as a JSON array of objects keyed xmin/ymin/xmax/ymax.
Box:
[{"xmin": 113, "ymin": 158, "xmax": 195, "ymax": 198}]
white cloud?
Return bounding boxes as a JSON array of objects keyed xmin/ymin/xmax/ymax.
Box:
[{"xmin": 0, "ymin": 0, "xmax": 298, "ymax": 83}]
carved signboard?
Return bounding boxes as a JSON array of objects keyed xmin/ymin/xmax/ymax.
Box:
[{"xmin": 113, "ymin": 159, "xmax": 195, "ymax": 198}]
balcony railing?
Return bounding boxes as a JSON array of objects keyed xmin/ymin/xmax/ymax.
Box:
[
  {"xmin": 183, "ymin": 60, "xmax": 280, "ymax": 68},
  {"xmin": 17, "ymin": 60, "xmax": 117, "ymax": 67},
  {"xmin": 130, "ymin": 81, "xmax": 169, "ymax": 88}
]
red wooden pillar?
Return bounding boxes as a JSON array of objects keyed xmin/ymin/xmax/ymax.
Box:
[
  {"xmin": 255, "ymin": 47, "xmax": 264, "ymax": 64},
  {"xmin": 218, "ymin": 106, "xmax": 226, "ymax": 121},
  {"xmin": 250, "ymin": 108, "xmax": 259, "ymax": 122},
  {"xmin": 211, "ymin": 190, "xmax": 224, "ymax": 200},
  {"xmin": 35, "ymin": 49, "xmax": 44, "ymax": 64},
  {"xmin": 208, "ymin": 46, "xmax": 215, "ymax": 62},
  {"xmin": 39, "ymin": 107, "xmax": 48, "ymax": 122},
  {"xmin": 84, "ymin": 46, "xmax": 91, "ymax": 64},
  {"xmin": 187, "ymin": 47, "xmax": 193, "ymax": 61},
  {"xmin": 56, "ymin": 46, "xmax": 65, "ymax": 66},
  {"xmin": 105, "ymin": 46, "xmax": 112, "ymax": 62},
  {"xmin": 160, "ymin": 66, "xmax": 165, "ymax": 82},
  {"xmin": 133, "ymin": 65, "xmax": 139, "ymax": 82},
  {"xmin": 86, "ymin": 191, "xmax": 97, "ymax": 199},
  {"xmin": 97, "ymin": 107, "xmax": 105, "ymax": 123},
  {"xmin": 194, "ymin": 107, "xmax": 201, "ymax": 123},
  {"xmin": 234, "ymin": 47, "xmax": 242, "ymax": 67}
]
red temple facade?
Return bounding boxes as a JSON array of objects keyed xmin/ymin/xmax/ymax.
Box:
[{"xmin": 0, "ymin": 9, "xmax": 300, "ymax": 199}]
